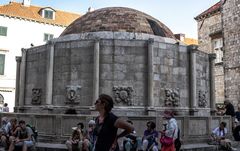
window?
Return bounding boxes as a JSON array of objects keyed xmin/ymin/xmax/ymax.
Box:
[
  {"xmin": 212, "ymin": 38, "xmax": 223, "ymax": 64},
  {"xmin": 0, "ymin": 26, "xmax": 7, "ymax": 36},
  {"xmin": 44, "ymin": 33, "xmax": 54, "ymax": 42},
  {"xmin": 0, "ymin": 54, "xmax": 5, "ymax": 75},
  {"xmin": 44, "ymin": 10, "xmax": 53, "ymax": 19}
]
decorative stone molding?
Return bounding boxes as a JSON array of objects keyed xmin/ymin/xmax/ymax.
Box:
[
  {"xmin": 113, "ymin": 86, "xmax": 133, "ymax": 106},
  {"xmin": 198, "ymin": 90, "xmax": 207, "ymax": 108},
  {"xmin": 164, "ymin": 88, "xmax": 180, "ymax": 107},
  {"xmin": 32, "ymin": 88, "xmax": 42, "ymax": 105},
  {"xmin": 0, "ymin": 94, "xmax": 4, "ymax": 104},
  {"xmin": 65, "ymin": 85, "xmax": 81, "ymax": 104},
  {"xmin": 148, "ymin": 38, "xmax": 154, "ymax": 44}
]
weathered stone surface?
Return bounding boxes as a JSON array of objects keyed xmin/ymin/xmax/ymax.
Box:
[
  {"xmin": 61, "ymin": 7, "xmax": 174, "ymax": 39},
  {"xmin": 222, "ymin": 0, "xmax": 240, "ymax": 106},
  {"xmin": 17, "ymin": 6, "xmax": 211, "ymax": 115}
]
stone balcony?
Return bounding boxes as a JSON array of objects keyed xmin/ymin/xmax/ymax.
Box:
[{"xmin": 209, "ymin": 23, "xmax": 223, "ymax": 36}]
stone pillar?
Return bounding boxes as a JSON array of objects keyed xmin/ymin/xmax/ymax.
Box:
[
  {"xmin": 93, "ymin": 39, "xmax": 100, "ymax": 105},
  {"xmin": 148, "ymin": 38, "xmax": 154, "ymax": 108},
  {"xmin": 46, "ymin": 42, "xmax": 55, "ymax": 105},
  {"xmin": 19, "ymin": 49, "xmax": 27, "ymax": 107},
  {"xmin": 209, "ymin": 53, "xmax": 216, "ymax": 115},
  {"xmin": 15, "ymin": 57, "xmax": 21, "ymax": 107},
  {"xmin": 188, "ymin": 45, "xmax": 197, "ymax": 115}
]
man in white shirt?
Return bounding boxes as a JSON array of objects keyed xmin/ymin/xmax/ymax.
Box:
[{"xmin": 211, "ymin": 122, "xmax": 236, "ymax": 150}]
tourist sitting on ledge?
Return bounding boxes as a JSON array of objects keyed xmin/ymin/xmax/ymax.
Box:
[
  {"xmin": 142, "ymin": 121, "xmax": 158, "ymax": 151},
  {"xmin": 210, "ymin": 121, "xmax": 236, "ymax": 151},
  {"xmin": 66, "ymin": 129, "xmax": 82, "ymax": 151},
  {"xmin": 8, "ymin": 120, "xmax": 34, "ymax": 151},
  {"xmin": 123, "ymin": 120, "xmax": 142, "ymax": 151},
  {"xmin": 66, "ymin": 122, "xmax": 85, "ymax": 151}
]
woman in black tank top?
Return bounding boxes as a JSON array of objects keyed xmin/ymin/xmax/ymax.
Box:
[{"xmin": 94, "ymin": 94, "xmax": 134, "ymax": 151}]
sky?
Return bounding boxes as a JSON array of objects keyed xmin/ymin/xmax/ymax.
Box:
[{"xmin": 1, "ymin": 0, "xmax": 220, "ymax": 39}]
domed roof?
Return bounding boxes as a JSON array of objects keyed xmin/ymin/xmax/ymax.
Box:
[{"xmin": 60, "ymin": 7, "xmax": 175, "ymax": 38}]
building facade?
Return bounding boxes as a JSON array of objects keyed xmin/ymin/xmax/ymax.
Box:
[
  {"xmin": 195, "ymin": 0, "xmax": 240, "ymax": 107},
  {"xmin": 222, "ymin": 0, "xmax": 240, "ymax": 106},
  {"xmin": 195, "ymin": 2, "xmax": 224, "ymax": 105},
  {"xmin": 0, "ymin": 0, "xmax": 80, "ymax": 111}
]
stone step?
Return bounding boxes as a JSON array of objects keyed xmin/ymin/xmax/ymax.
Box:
[
  {"xmin": 36, "ymin": 142, "xmax": 67, "ymax": 151},
  {"xmin": 181, "ymin": 143, "xmax": 217, "ymax": 151},
  {"xmin": 0, "ymin": 142, "xmax": 226, "ymax": 151},
  {"xmin": 35, "ymin": 142, "xmax": 217, "ymax": 151}
]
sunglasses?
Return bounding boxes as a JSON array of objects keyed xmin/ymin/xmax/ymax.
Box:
[{"xmin": 94, "ymin": 99, "xmax": 102, "ymax": 105}]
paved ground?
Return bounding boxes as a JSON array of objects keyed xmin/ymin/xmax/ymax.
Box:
[{"xmin": 1, "ymin": 142, "xmax": 240, "ymax": 151}]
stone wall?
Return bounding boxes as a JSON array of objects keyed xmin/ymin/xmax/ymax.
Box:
[
  {"xmin": 197, "ymin": 12, "xmax": 221, "ymax": 53},
  {"xmin": 222, "ymin": 0, "xmax": 240, "ymax": 106},
  {"xmin": 15, "ymin": 32, "xmax": 212, "ymax": 116},
  {"xmin": 215, "ymin": 65, "xmax": 224, "ymax": 103},
  {"xmin": 53, "ymin": 41, "xmax": 94, "ymax": 107},
  {"xmin": 196, "ymin": 9, "xmax": 224, "ymax": 105},
  {"xmin": 153, "ymin": 44, "xmax": 189, "ymax": 107},
  {"xmin": 196, "ymin": 51, "xmax": 210, "ymax": 108},
  {"xmin": 0, "ymin": 112, "xmax": 232, "ymax": 144},
  {"xmin": 25, "ymin": 46, "xmax": 48, "ymax": 106}
]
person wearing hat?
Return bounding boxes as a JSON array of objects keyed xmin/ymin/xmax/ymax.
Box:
[
  {"xmin": 94, "ymin": 94, "xmax": 134, "ymax": 151},
  {"xmin": 160, "ymin": 110, "xmax": 178, "ymax": 151},
  {"xmin": 66, "ymin": 129, "xmax": 81, "ymax": 151},
  {"xmin": 66, "ymin": 122, "xmax": 85, "ymax": 151},
  {"xmin": 82, "ymin": 120, "xmax": 96, "ymax": 151}
]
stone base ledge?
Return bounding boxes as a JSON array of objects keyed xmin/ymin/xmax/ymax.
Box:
[
  {"xmin": 181, "ymin": 143, "xmax": 217, "ymax": 150},
  {"xmin": 36, "ymin": 142, "xmax": 67, "ymax": 151}
]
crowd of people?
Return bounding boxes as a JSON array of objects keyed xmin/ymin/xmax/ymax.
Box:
[
  {"xmin": 211, "ymin": 100, "xmax": 240, "ymax": 151},
  {"xmin": 2, "ymin": 94, "xmax": 240, "ymax": 151},
  {"xmin": 0, "ymin": 117, "xmax": 35, "ymax": 151},
  {"xmin": 65, "ymin": 94, "xmax": 181, "ymax": 151}
]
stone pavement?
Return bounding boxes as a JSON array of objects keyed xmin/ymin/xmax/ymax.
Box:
[
  {"xmin": 1, "ymin": 142, "xmax": 240, "ymax": 151},
  {"xmin": 180, "ymin": 142, "xmax": 240, "ymax": 151}
]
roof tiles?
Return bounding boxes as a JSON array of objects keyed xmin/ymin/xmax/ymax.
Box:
[
  {"xmin": 61, "ymin": 7, "xmax": 175, "ymax": 38},
  {"xmin": 0, "ymin": 2, "xmax": 80, "ymax": 26},
  {"xmin": 195, "ymin": 1, "xmax": 221, "ymax": 20}
]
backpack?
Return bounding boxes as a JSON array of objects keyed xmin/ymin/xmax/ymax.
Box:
[
  {"xmin": 174, "ymin": 128, "xmax": 182, "ymax": 151},
  {"xmin": 233, "ymin": 125, "xmax": 240, "ymax": 141},
  {"xmin": 26, "ymin": 124, "xmax": 38, "ymax": 142}
]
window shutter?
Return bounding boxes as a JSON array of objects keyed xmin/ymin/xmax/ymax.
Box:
[
  {"xmin": 0, "ymin": 54, "xmax": 5, "ymax": 75},
  {"xmin": 0, "ymin": 26, "xmax": 7, "ymax": 36}
]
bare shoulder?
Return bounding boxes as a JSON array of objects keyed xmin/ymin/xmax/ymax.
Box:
[{"xmin": 114, "ymin": 118, "xmax": 134, "ymax": 131}]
